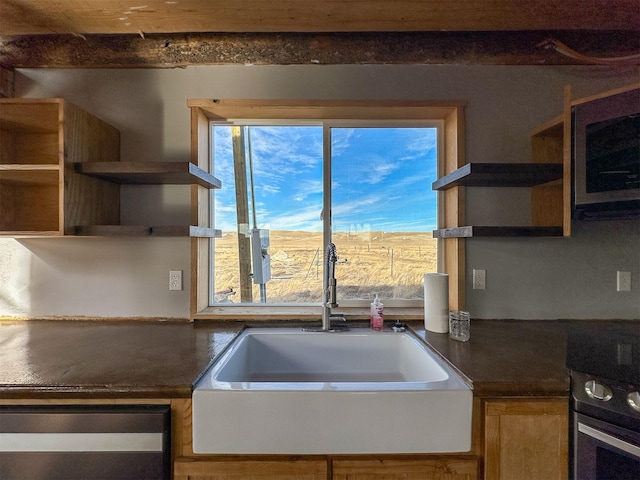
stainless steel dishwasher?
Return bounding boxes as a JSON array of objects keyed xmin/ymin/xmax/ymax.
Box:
[{"xmin": 0, "ymin": 404, "xmax": 170, "ymax": 480}]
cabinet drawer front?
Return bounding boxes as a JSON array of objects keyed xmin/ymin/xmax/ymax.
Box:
[
  {"xmin": 0, "ymin": 404, "xmax": 170, "ymax": 480},
  {"xmin": 333, "ymin": 457, "xmax": 479, "ymax": 480}
]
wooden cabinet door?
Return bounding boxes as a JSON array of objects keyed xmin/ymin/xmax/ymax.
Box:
[
  {"xmin": 484, "ymin": 399, "xmax": 568, "ymax": 480},
  {"xmin": 332, "ymin": 456, "xmax": 479, "ymax": 480},
  {"xmin": 173, "ymin": 457, "xmax": 328, "ymax": 480}
]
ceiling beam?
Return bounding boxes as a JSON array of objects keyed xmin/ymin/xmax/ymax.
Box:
[
  {"xmin": 2, "ymin": 31, "xmax": 639, "ymax": 68},
  {"xmin": 1, "ymin": 1, "xmax": 638, "ymax": 36}
]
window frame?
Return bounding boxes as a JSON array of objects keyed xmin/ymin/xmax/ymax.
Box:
[
  {"xmin": 323, "ymin": 119, "xmax": 444, "ymax": 308},
  {"xmin": 187, "ymin": 100, "xmax": 466, "ymax": 320}
]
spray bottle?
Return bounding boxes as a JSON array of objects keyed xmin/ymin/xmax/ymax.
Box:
[{"xmin": 370, "ymin": 293, "xmax": 384, "ymax": 331}]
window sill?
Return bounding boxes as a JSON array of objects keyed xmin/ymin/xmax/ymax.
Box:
[{"xmin": 193, "ymin": 305, "xmax": 425, "ymax": 321}]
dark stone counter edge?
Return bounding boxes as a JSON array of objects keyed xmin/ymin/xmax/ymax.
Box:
[{"xmin": 0, "ymin": 385, "xmax": 193, "ymax": 400}]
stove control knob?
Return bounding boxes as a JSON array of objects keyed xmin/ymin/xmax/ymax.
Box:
[
  {"xmin": 628, "ymin": 392, "xmax": 640, "ymax": 413},
  {"xmin": 585, "ymin": 380, "xmax": 613, "ymax": 401}
]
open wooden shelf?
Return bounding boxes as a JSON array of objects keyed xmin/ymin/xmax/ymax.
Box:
[
  {"xmin": 432, "ymin": 161, "xmax": 565, "ymax": 238},
  {"xmin": 432, "ymin": 110, "xmax": 567, "ymax": 239},
  {"xmin": 73, "ymin": 225, "xmax": 221, "ymax": 237},
  {"xmin": 432, "ymin": 163, "xmax": 562, "ymax": 190},
  {"xmin": 72, "ymin": 162, "xmax": 221, "ymax": 237},
  {"xmin": 0, "ymin": 166, "xmax": 60, "ymax": 181},
  {"xmin": 433, "ymin": 226, "xmax": 564, "ymax": 238},
  {"xmin": 75, "ymin": 162, "xmax": 221, "ymax": 189},
  {"xmin": 1, "ymin": 98, "xmax": 121, "ymax": 236},
  {"xmin": 0, "ymin": 168, "xmax": 60, "ymax": 233}
]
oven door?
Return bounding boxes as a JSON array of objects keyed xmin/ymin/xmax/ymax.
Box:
[{"xmin": 572, "ymin": 412, "xmax": 640, "ymax": 480}]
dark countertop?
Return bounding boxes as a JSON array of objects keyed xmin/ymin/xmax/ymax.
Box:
[
  {"xmin": 408, "ymin": 320, "xmax": 570, "ymax": 396},
  {"xmin": 0, "ymin": 320, "xmax": 244, "ymax": 399},
  {"xmin": 0, "ymin": 318, "xmax": 636, "ymax": 400}
]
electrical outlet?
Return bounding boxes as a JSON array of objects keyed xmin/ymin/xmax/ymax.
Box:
[
  {"xmin": 617, "ymin": 271, "xmax": 631, "ymax": 292},
  {"xmin": 169, "ymin": 270, "xmax": 183, "ymax": 291},
  {"xmin": 473, "ymin": 269, "xmax": 486, "ymax": 290}
]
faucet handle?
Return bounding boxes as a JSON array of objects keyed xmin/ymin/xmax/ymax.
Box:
[{"xmin": 327, "ymin": 278, "xmax": 338, "ymax": 306}]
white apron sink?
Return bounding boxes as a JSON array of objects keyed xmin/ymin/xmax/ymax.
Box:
[{"xmin": 193, "ymin": 328, "xmax": 472, "ymax": 454}]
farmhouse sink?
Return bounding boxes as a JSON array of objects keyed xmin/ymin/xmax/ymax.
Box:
[{"xmin": 192, "ymin": 328, "xmax": 472, "ymax": 454}]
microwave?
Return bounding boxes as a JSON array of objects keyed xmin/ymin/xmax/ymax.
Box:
[{"xmin": 573, "ymin": 87, "xmax": 640, "ymax": 220}]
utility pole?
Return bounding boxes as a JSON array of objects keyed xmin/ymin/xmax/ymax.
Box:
[{"xmin": 232, "ymin": 126, "xmax": 253, "ymax": 303}]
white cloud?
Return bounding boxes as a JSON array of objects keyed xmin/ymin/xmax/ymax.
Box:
[
  {"xmin": 269, "ymin": 205, "xmax": 323, "ymax": 231},
  {"xmin": 260, "ymin": 184, "xmax": 281, "ymax": 195},
  {"xmin": 330, "ymin": 128, "xmax": 355, "ymax": 157},
  {"xmin": 293, "ymin": 179, "xmax": 323, "ymax": 201},
  {"xmin": 369, "ymin": 161, "xmax": 400, "ymax": 184},
  {"xmin": 333, "ymin": 194, "xmax": 381, "ymax": 216}
]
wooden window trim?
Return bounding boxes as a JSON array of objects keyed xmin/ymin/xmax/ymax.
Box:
[{"xmin": 187, "ymin": 99, "xmax": 466, "ymax": 319}]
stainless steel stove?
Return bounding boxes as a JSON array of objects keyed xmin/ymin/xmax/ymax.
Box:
[{"xmin": 567, "ymin": 322, "xmax": 640, "ymax": 480}]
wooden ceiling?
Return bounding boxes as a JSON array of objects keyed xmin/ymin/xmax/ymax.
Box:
[{"xmin": 0, "ymin": 0, "xmax": 639, "ymax": 67}]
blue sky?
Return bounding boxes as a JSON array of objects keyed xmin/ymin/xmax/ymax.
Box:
[{"xmin": 213, "ymin": 125, "xmax": 438, "ymax": 232}]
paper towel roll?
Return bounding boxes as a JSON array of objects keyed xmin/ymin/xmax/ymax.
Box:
[{"xmin": 424, "ymin": 273, "xmax": 449, "ymax": 333}]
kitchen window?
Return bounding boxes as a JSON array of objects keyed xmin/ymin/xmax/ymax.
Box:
[{"xmin": 187, "ymin": 100, "xmax": 466, "ymax": 319}]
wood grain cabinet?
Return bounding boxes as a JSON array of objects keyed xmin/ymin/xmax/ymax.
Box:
[
  {"xmin": 483, "ymin": 399, "xmax": 568, "ymax": 480},
  {"xmin": 332, "ymin": 456, "xmax": 480, "ymax": 480},
  {"xmin": 0, "ymin": 98, "xmax": 221, "ymax": 237},
  {"xmin": 0, "ymin": 98, "xmax": 120, "ymax": 235},
  {"xmin": 175, "ymin": 454, "xmax": 479, "ymax": 480},
  {"xmin": 173, "ymin": 457, "xmax": 328, "ymax": 480}
]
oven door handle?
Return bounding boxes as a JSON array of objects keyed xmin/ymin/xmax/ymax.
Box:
[{"xmin": 578, "ymin": 422, "xmax": 640, "ymax": 458}]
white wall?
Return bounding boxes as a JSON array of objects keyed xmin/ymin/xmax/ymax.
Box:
[{"xmin": 1, "ymin": 65, "xmax": 638, "ymax": 319}]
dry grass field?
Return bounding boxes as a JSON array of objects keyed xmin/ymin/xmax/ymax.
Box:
[{"xmin": 214, "ymin": 230, "xmax": 438, "ymax": 303}]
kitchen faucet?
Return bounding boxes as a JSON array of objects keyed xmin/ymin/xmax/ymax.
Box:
[
  {"xmin": 302, "ymin": 242, "xmax": 347, "ymax": 332},
  {"xmin": 321, "ymin": 242, "xmax": 339, "ymax": 330}
]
